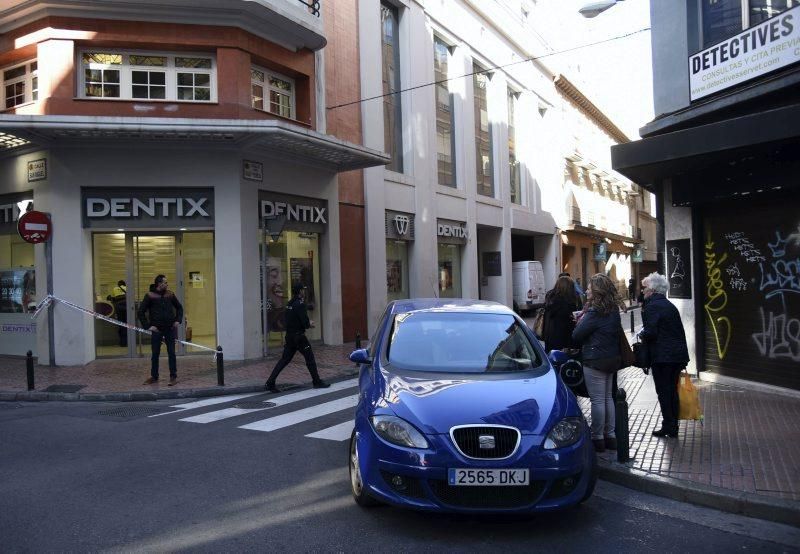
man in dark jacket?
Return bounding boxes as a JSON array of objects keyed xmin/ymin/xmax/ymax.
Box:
[
  {"xmin": 265, "ymin": 283, "xmax": 329, "ymax": 392},
  {"xmin": 138, "ymin": 274, "xmax": 183, "ymax": 386},
  {"xmin": 639, "ymin": 272, "xmax": 690, "ymax": 438}
]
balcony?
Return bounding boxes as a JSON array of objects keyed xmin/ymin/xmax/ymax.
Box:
[{"xmin": 0, "ymin": 0, "xmax": 327, "ymax": 51}]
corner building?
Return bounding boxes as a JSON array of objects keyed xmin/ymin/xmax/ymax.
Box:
[{"xmin": 0, "ymin": 0, "xmax": 387, "ymax": 364}]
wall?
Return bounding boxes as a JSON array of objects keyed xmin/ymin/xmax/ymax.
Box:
[{"xmin": 650, "ymin": 1, "xmax": 691, "ymax": 118}]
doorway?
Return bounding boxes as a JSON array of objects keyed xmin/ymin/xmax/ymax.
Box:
[{"xmin": 92, "ymin": 232, "xmax": 216, "ymax": 358}]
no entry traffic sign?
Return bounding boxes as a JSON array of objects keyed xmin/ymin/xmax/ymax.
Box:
[{"xmin": 17, "ymin": 210, "xmax": 51, "ymax": 244}]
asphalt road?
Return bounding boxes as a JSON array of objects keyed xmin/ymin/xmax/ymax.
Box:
[{"xmin": 1, "ymin": 388, "xmax": 797, "ymax": 553}]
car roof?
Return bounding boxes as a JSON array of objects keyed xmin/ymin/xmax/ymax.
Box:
[{"xmin": 388, "ymin": 298, "xmax": 515, "ymax": 315}]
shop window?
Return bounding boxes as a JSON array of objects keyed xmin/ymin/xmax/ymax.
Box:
[
  {"xmin": 2, "ymin": 60, "xmax": 37, "ymax": 110},
  {"xmin": 386, "ymin": 240, "xmax": 409, "ymax": 301},
  {"xmin": 251, "ymin": 66, "xmax": 295, "ymax": 119},
  {"xmin": 80, "ymin": 51, "xmax": 216, "ymax": 102},
  {"xmin": 0, "ymin": 233, "xmax": 35, "ymax": 312},
  {"xmin": 437, "ymin": 243, "xmax": 462, "ymax": 298}
]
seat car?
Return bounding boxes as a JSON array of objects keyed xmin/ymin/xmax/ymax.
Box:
[{"xmin": 348, "ymin": 299, "xmax": 596, "ymax": 513}]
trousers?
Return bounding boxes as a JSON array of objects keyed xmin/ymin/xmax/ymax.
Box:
[
  {"xmin": 151, "ymin": 326, "xmax": 177, "ymax": 379},
  {"xmin": 583, "ymin": 364, "xmax": 616, "ymax": 440},
  {"xmin": 267, "ymin": 333, "xmax": 322, "ymax": 385},
  {"xmin": 652, "ymin": 362, "xmax": 683, "ymax": 433}
]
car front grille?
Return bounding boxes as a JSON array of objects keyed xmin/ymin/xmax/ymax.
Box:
[
  {"xmin": 428, "ymin": 479, "xmax": 546, "ymax": 509},
  {"xmin": 451, "ymin": 426, "xmax": 519, "ymax": 459}
]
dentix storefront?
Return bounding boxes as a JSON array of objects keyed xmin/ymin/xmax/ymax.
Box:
[{"xmin": 0, "ymin": 118, "xmax": 387, "ymax": 365}]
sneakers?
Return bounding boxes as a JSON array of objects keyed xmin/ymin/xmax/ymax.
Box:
[
  {"xmin": 312, "ymin": 381, "xmax": 331, "ymax": 389},
  {"xmin": 265, "ymin": 382, "xmax": 279, "ymax": 393},
  {"xmin": 168, "ymin": 377, "xmax": 178, "ymax": 387},
  {"xmin": 143, "ymin": 377, "xmax": 158, "ymax": 385}
]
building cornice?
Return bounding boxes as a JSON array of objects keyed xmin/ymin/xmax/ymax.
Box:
[{"xmin": 554, "ymin": 74, "xmax": 630, "ymax": 145}]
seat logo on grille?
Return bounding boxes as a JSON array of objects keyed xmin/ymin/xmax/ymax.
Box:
[{"xmin": 478, "ymin": 435, "xmax": 496, "ymax": 449}]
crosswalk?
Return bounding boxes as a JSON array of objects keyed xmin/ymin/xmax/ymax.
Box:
[{"xmin": 149, "ymin": 378, "xmax": 360, "ymax": 442}]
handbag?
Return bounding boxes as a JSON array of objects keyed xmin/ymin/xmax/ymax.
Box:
[
  {"xmin": 532, "ymin": 307, "xmax": 545, "ymax": 338},
  {"xmin": 678, "ymin": 371, "xmax": 703, "ymax": 420},
  {"xmin": 632, "ymin": 337, "xmax": 651, "ymax": 370},
  {"xmin": 618, "ymin": 325, "xmax": 636, "ymax": 369}
]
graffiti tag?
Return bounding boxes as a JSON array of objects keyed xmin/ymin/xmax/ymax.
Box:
[
  {"xmin": 759, "ymin": 230, "xmax": 800, "ymax": 299},
  {"xmin": 751, "ymin": 307, "xmax": 800, "ymax": 362},
  {"xmin": 705, "ymin": 236, "xmax": 731, "ymax": 360}
]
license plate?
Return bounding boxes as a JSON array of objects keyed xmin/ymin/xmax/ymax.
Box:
[{"xmin": 448, "ymin": 468, "xmax": 529, "ymax": 486}]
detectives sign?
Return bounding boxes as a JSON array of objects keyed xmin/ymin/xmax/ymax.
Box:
[
  {"xmin": 689, "ymin": 5, "xmax": 800, "ymax": 101},
  {"xmin": 81, "ymin": 188, "xmax": 214, "ymax": 228}
]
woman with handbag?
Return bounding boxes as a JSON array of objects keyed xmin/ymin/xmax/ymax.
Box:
[
  {"xmin": 639, "ymin": 272, "xmax": 690, "ymax": 438},
  {"xmin": 572, "ymin": 273, "xmax": 622, "ymax": 452},
  {"xmin": 542, "ymin": 276, "xmax": 581, "ymax": 353}
]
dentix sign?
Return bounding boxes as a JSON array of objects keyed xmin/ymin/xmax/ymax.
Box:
[
  {"xmin": 258, "ymin": 191, "xmax": 328, "ymax": 234},
  {"xmin": 82, "ymin": 188, "xmax": 214, "ymax": 228}
]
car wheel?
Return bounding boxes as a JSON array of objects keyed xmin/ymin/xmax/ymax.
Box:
[{"xmin": 349, "ymin": 430, "xmax": 380, "ymax": 507}]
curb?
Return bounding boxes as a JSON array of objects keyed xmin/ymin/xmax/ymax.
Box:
[
  {"xmin": 597, "ymin": 458, "xmax": 800, "ymax": 528},
  {"xmin": 0, "ymin": 384, "xmax": 267, "ymax": 402}
]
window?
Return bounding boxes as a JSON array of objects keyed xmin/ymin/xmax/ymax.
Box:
[
  {"xmin": 251, "ymin": 67, "xmax": 295, "ymax": 119},
  {"xmin": 381, "ymin": 1, "xmax": 403, "ymax": 172},
  {"xmin": 434, "ymin": 37, "xmax": 456, "ymax": 187},
  {"xmin": 508, "ymin": 88, "xmax": 521, "ymax": 205},
  {"xmin": 3, "ymin": 61, "xmax": 37, "ymax": 109},
  {"xmin": 701, "ymin": 0, "xmax": 796, "ymax": 48},
  {"xmin": 474, "ymin": 63, "xmax": 493, "ymax": 197},
  {"xmin": 80, "ymin": 51, "xmax": 215, "ymax": 102}
]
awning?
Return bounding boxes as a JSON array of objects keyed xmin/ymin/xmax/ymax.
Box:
[
  {"xmin": 611, "ymin": 104, "xmax": 800, "ymax": 189},
  {"xmin": 0, "ymin": 115, "xmax": 390, "ymax": 172}
]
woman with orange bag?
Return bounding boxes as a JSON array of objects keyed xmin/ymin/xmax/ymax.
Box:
[{"xmin": 639, "ymin": 272, "xmax": 690, "ymax": 438}]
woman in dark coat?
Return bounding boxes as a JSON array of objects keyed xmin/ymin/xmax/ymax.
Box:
[
  {"xmin": 639, "ymin": 272, "xmax": 690, "ymax": 438},
  {"xmin": 542, "ymin": 276, "xmax": 581, "ymax": 352}
]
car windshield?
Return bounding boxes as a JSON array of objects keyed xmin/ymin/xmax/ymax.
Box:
[{"xmin": 385, "ymin": 311, "xmax": 543, "ymax": 373}]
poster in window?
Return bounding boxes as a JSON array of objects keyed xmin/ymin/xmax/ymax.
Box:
[
  {"xmin": 438, "ymin": 261, "xmax": 453, "ymax": 292},
  {"xmin": 666, "ymin": 239, "xmax": 692, "ymax": 299},
  {"xmin": 386, "ymin": 260, "xmax": 403, "ymax": 293},
  {"xmin": 290, "ymin": 257, "xmax": 316, "ymax": 310},
  {"xmin": 0, "ymin": 269, "xmax": 35, "ymax": 313},
  {"xmin": 266, "ymin": 257, "xmax": 286, "ymax": 332}
]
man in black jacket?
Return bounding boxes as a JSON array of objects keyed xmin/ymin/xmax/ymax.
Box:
[
  {"xmin": 138, "ymin": 274, "xmax": 183, "ymax": 386},
  {"xmin": 639, "ymin": 272, "xmax": 690, "ymax": 438},
  {"xmin": 265, "ymin": 283, "xmax": 329, "ymax": 392}
]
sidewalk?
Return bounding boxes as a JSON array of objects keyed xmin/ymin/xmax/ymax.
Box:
[{"xmin": 1, "ymin": 341, "xmax": 798, "ymax": 526}]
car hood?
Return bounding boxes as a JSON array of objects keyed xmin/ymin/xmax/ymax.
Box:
[{"xmin": 378, "ymin": 369, "xmax": 565, "ymax": 435}]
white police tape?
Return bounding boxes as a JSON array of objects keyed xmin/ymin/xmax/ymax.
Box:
[{"xmin": 31, "ymin": 294, "xmax": 217, "ymax": 356}]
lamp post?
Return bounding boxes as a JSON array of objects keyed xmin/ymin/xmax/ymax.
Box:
[
  {"xmin": 262, "ymin": 214, "xmax": 286, "ymax": 358},
  {"xmin": 579, "ymin": 0, "xmax": 622, "ymax": 18}
]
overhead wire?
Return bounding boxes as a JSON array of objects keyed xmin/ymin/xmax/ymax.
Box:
[{"xmin": 326, "ymin": 27, "xmax": 651, "ymax": 111}]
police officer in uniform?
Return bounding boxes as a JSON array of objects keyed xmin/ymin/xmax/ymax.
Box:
[{"xmin": 265, "ymin": 283, "xmax": 330, "ymax": 392}]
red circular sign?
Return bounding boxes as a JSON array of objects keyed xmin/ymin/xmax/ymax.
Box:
[{"xmin": 17, "ymin": 210, "xmax": 51, "ymax": 244}]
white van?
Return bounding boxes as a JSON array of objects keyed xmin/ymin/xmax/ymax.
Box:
[{"xmin": 512, "ymin": 261, "xmax": 546, "ymax": 314}]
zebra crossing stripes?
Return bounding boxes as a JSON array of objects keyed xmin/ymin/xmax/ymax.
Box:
[
  {"xmin": 148, "ymin": 392, "xmax": 263, "ymax": 418},
  {"xmin": 238, "ymin": 395, "xmax": 359, "ymax": 433},
  {"xmin": 305, "ymin": 420, "xmax": 354, "ymax": 441}
]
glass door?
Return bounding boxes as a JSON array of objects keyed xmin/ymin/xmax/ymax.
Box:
[
  {"xmin": 181, "ymin": 232, "xmax": 217, "ymax": 353},
  {"xmin": 133, "ymin": 235, "xmax": 180, "ymax": 357}
]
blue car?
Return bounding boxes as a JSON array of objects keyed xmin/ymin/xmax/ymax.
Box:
[{"xmin": 348, "ymin": 299, "xmax": 596, "ymax": 513}]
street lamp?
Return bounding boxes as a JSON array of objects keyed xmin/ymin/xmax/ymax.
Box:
[{"xmin": 579, "ymin": 0, "xmax": 622, "ymax": 18}]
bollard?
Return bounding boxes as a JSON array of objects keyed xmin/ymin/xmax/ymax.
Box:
[
  {"xmin": 216, "ymin": 346, "xmax": 224, "ymax": 386},
  {"xmin": 26, "ymin": 350, "xmax": 34, "ymax": 391},
  {"xmin": 355, "ymin": 332, "xmax": 362, "ymax": 350},
  {"xmin": 630, "ymin": 310, "xmax": 635, "ymax": 334},
  {"xmin": 615, "ymin": 387, "xmax": 630, "ymax": 463}
]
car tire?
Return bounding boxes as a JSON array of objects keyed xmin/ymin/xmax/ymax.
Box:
[{"xmin": 349, "ymin": 430, "xmax": 380, "ymax": 507}]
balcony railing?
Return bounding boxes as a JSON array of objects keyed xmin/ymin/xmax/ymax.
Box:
[{"xmin": 298, "ymin": 0, "xmax": 321, "ymax": 16}]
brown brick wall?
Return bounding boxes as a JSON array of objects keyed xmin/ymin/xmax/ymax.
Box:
[{"xmin": 339, "ymin": 203, "xmax": 367, "ymax": 342}]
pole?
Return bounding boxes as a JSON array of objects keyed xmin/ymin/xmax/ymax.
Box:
[
  {"xmin": 615, "ymin": 387, "xmax": 630, "ymax": 463},
  {"xmin": 45, "ymin": 213, "xmax": 55, "ymax": 367},
  {"xmin": 216, "ymin": 346, "xmax": 224, "ymax": 386},
  {"xmin": 630, "ymin": 310, "xmax": 635, "ymax": 334},
  {"xmin": 26, "ymin": 350, "xmax": 34, "ymax": 390}
]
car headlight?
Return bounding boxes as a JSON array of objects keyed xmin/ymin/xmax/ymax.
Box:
[
  {"xmin": 370, "ymin": 415, "xmax": 429, "ymax": 449},
  {"xmin": 543, "ymin": 417, "xmax": 584, "ymax": 450}
]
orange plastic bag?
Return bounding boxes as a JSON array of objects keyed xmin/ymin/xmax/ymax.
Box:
[{"xmin": 678, "ymin": 371, "xmax": 703, "ymax": 421}]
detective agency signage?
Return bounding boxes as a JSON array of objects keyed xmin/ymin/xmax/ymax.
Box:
[
  {"xmin": 81, "ymin": 188, "xmax": 214, "ymax": 228},
  {"xmin": 689, "ymin": 5, "xmax": 800, "ymax": 101}
]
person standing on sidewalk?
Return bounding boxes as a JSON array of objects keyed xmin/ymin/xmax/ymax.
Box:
[
  {"xmin": 572, "ymin": 273, "xmax": 622, "ymax": 453},
  {"xmin": 639, "ymin": 272, "xmax": 690, "ymax": 438},
  {"xmin": 542, "ymin": 276, "xmax": 580, "ymax": 353},
  {"xmin": 265, "ymin": 283, "xmax": 330, "ymax": 392},
  {"xmin": 138, "ymin": 274, "xmax": 183, "ymax": 386}
]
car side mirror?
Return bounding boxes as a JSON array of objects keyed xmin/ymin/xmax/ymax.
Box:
[
  {"xmin": 349, "ymin": 348, "xmax": 373, "ymax": 365},
  {"xmin": 548, "ymin": 349, "xmax": 568, "ymax": 367}
]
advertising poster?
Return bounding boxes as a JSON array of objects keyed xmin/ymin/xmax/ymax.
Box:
[
  {"xmin": 0, "ymin": 269, "xmax": 35, "ymax": 313},
  {"xmin": 290, "ymin": 257, "xmax": 316, "ymax": 309},
  {"xmin": 266, "ymin": 257, "xmax": 286, "ymax": 332},
  {"xmin": 387, "ymin": 260, "xmax": 403, "ymax": 293}
]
